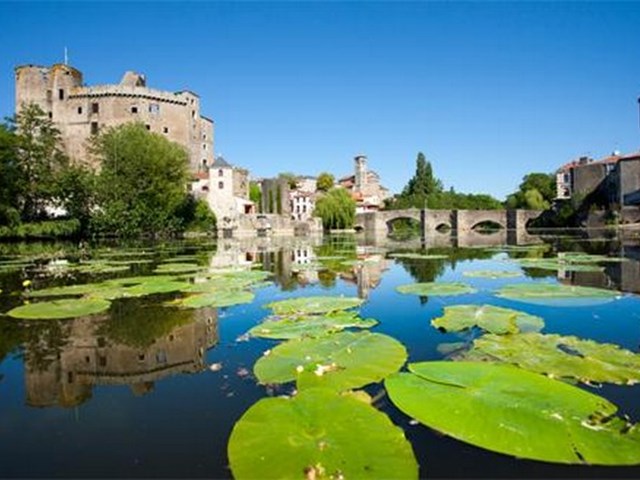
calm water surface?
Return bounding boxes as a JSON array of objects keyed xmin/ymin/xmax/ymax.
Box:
[{"xmin": 1, "ymin": 232, "xmax": 639, "ymax": 478}]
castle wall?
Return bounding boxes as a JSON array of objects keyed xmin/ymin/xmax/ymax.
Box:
[{"xmin": 15, "ymin": 64, "xmax": 214, "ymax": 171}]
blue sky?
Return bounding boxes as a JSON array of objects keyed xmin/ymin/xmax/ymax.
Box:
[{"xmin": 1, "ymin": 2, "xmax": 639, "ymax": 199}]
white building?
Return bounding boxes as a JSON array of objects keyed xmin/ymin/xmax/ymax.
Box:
[{"xmin": 206, "ymin": 156, "xmax": 254, "ymax": 221}]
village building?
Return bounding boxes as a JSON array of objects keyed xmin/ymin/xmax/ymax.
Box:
[
  {"xmin": 206, "ymin": 156, "xmax": 254, "ymax": 221},
  {"xmin": 290, "ymin": 176, "xmax": 317, "ymax": 221},
  {"xmin": 338, "ymin": 155, "xmax": 390, "ymax": 212},
  {"xmin": 14, "ymin": 63, "xmax": 214, "ymax": 171}
]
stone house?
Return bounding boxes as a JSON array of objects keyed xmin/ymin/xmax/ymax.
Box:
[{"xmin": 15, "ymin": 63, "xmax": 214, "ymax": 171}]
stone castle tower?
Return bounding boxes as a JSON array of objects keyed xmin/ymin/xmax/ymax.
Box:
[
  {"xmin": 15, "ymin": 63, "xmax": 214, "ymax": 171},
  {"xmin": 354, "ymin": 155, "xmax": 368, "ymax": 192}
]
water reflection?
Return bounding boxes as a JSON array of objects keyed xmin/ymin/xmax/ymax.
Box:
[{"xmin": 18, "ymin": 304, "xmax": 218, "ymax": 408}]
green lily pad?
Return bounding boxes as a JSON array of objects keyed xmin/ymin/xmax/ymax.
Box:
[
  {"xmin": 462, "ymin": 270, "xmax": 522, "ymax": 279},
  {"xmin": 228, "ymin": 388, "xmax": 418, "ymax": 479},
  {"xmin": 516, "ymin": 259, "xmax": 604, "ymax": 273},
  {"xmin": 431, "ymin": 305, "xmax": 544, "ymax": 335},
  {"xmin": 558, "ymin": 252, "xmax": 627, "ymax": 263},
  {"xmin": 153, "ymin": 263, "xmax": 202, "ymax": 274},
  {"xmin": 463, "ymin": 332, "xmax": 640, "ymax": 385},
  {"xmin": 385, "ymin": 361, "xmax": 640, "ymax": 465},
  {"xmin": 254, "ymin": 331, "xmax": 407, "ymax": 392},
  {"xmin": 249, "ymin": 311, "xmax": 378, "ymax": 340},
  {"xmin": 265, "ymin": 296, "xmax": 364, "ymax": 315},
  {"xmin": 68, "ymin": 262, "xmax": 131, "ymax": 274},
  {"xmin": 389, "ymin": 253, "xmax": 449, "ymax": 260},
  {"xmin": 495, "ymin": 283, "xmax": 620, "ymax": 307},
  {"xmin": 396, "ymin": 282, "xmax": 477, "ymax": 296},
  {"xmin": 174, "ymin": 290, "xmax": 255, "ymax": 309},
  {"xmin": 7, "ymin": 297, "xmax": 111, "ymax": 319}
]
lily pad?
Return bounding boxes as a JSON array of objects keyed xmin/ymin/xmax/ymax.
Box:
[
  {"xmin": 249, "ymin": 311, "xmax": 378, "ymax": 339},
  {"xmin": 254, "ymin": 331, "xmax": 407, "ymax": 392},
  {"xmin": 385, "ymin": 361, "xmax": 640, "ymax": 465},
  {"xmin": 463, "ymin": 332, "xmax": 640, "ymax": 385},
  {"xmin": 558, "ymin": 252, "xmax": 627, "ymax": 263},
  {"xmin": 153, "ymin": 263, "xmax": 203, "ymax": 274},
  {"xmin": 265, "ymin": 296, "xmax": 364, "ymax": 315},
  {"xmin": 516, "ymin": 259, "xmax": 605, "ymax": 273},
  {"xmin": 495, "ymin": 283, "xmax": 619, "ymax": 307},
  {"xmin": 174, "ymin": 290, "xmax": 255, "ymax": 309},
  {"xmin": 431, "ymin": 305, "xmax": 544, "ymax": 335},
  {"xmin": 396, "ymin": 282, "xmax": 477, "ymax": 296},
  {"xmin": 389, "ymin": 253, "xmax": 449, "ymax": 260},
  {"xmin": 228, "ymin": 388, "xmax": 418, "ymax": 479},
  {"xmin": 7, "ymin": 297, "xmax": 111, "ymax": 319},
  {"xmin": 462, "ymin": 270, "xmax": 522, "ymax": 279}
]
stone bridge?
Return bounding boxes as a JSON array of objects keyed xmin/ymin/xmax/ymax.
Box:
[{"xmin": 355, "ymin": 209, "xmax": 543, "ymax": 237}]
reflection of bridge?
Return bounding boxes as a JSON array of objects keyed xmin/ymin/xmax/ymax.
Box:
[{"xmin": 356, "ymin": 209, "xmax": 543, "ymax": 237}]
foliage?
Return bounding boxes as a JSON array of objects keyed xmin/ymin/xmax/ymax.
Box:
[
  {"xmin": 505, "ymin": 173, "xmax": 555, "ymax": 210},
  {"xmin": 228, "ymin": 388, "xmax": 418, "ymax": 480},
  {"xmin": 7, "ymin": 297, "xmax": 111, "ymax": 320},
  {"xmin": 386, "ymin": 362, "xmax": 640, "ymax": 465},
  {"xmin": 0, "ymin": 124, "xmax": 21, "ymax": 226},
  {"xmin": 431, "ymin": 305, "xmax": 545, "ymax": 335},
  {"xmin": 465, "ymin": 332, "xmax": 640, "ymax": 385},
  {"xmin": 265, "ymin": 296, "xmax": 363, "ymax": 315},
  {"xmin": 254, "ymin": 331, "xmax": 407, "ymax": 392},
  {"xmin": 316, "ymin": 172, "xmax": 335, "ymax": 192},
  {"xmin": 387, "ymin": 152, "xmax": 501, "ymax": 210},
  {"xmin": 10, "ymin": 104, "xmax": 70, "ymax": 221},
  {"xmin": 248, "ymin": 311, "xmax": 377, "ymax": 339},
  {"xmin": 314, "ymin": 188, "xmax": 356, "ymax": 230},
  {"xmin": 90, "ymin": 123, "xmax": 190, "ymax": 237},
  {"xmin": 0, "ymin": 219, "xmax": 81, "ymax": 240},
  {"xmin": 177, "ymin": 196, "xmax": 217, "ymax": 233},
  {"xmin": 396, "ymin": 282, "xmax": 477, "ymax": 296},
  {"xmin": 51, "ymin": 163, "xmax": 96, "ymax": 233},
  {"xmin": 249, "ymin": 181, "xmax": 261, "ymax": 206}
]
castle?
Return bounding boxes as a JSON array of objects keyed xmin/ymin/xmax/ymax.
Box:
[{"xmin": 15, "ymin": 63, "xmax": 214, "ymax": 171}]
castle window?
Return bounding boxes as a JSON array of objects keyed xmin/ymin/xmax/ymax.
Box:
[
  {"xmin": 91, "ymin": 102, "xmax": 99, "ymax": 114},
  {"xmin": 46, "ymin": 90, "xmax": 52, "ymax": 102},
  {"xmin": 77, "ymin": 106, "xmax": 83, "ymax": 114},
  {"xmin": 163, "ymin": 127, "xmax": 169, "ymax": 134},
  {"xmin": 192, "ymin": 110, "xmax": 195, "ymax": 119},
  {"xmin": 145, "ymin": 124, "xmax": 151, "ymax": 130},
  {"xmin": 202, "ymin": 159, "xmax": 207, "ymax": 167},
  {"xmin": 58, "ymin": 89, "xmax": 64, "ymax": 100},
  {"xmin": 149, "ymin": 104, "xmax": 159, "ymax": 114},
  {"xmin": 203, "ymin": 144, "xmax": 207, "ymax": 150},
  {"xmin": 218, "ymin": 169, "xmax": 223, "ymax": 177},
  {"xmin": 131, "ymin": 106, "xmax": 138, "ymax": 114},
  {"xmin": 48, "ymin": 112, "xmax": 52, "ymax": 119},
  {"xmin": 218, "ymin": 181, "xmax": 224, "ymax": 189},
  {"xmin": 203, "ymin": 133, "xmax": 207, "ymax": 140},
  {"xmin": 98, "ymin": 356, "xmax": 107, "ymax": 367},
  {"xmin": 90, "ymin": 122, "xmax": 99, "ymax": 135},
  {"xmin": 202, "ymin": 185, "xmax": 209, "ymax": 192}
]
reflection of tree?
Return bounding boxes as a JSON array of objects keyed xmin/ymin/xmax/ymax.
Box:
[
  {"xmin": 21, "ymin": 320, "xmax": 70, "ymax": 372},
  {"xmin": 0, "ymin": 320, "xmax": 25, "ymax": 364},
  {"xmin": 318, "ymin": 270, "xmax": 336, "ymax": 288},
  {"xmin": 99, "ymin": 299, "xmax": 194, "ymax": 348}
]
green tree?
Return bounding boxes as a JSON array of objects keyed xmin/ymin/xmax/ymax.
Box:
[
  {"xmin": 314, "ymin": 188, "xmax": 356, "ymax": 230},
  {"xmin": 506, "ymin": 173, "xmax": 555, "ymax": 210},
  {"xmin": 90, "ymin": 123, "xmax": 189, "ymax": 236},
  {"xmin": 316, "ymin": 172, "xmax": 335, "ymax": 192},
  {"xmin": 52, "ymin": 164, "xmax": 96, "ymax": 234},
  {"xmin": 11, "ymin": 104, "xmax": 69, "ymax": 221},
  {"xmin": 249, "ymin": 181, "xmax": 262, "ymax": 209},
  {"xmin": 402, "ymin": 152, "xmax": 443, "ymax": 197},
  {"xmin": 0, "ymin": 124, "xmax": 20, "ymax": 226}
]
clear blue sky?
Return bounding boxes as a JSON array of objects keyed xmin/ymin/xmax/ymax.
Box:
[{"xmin": 1, "ymin": 2, "xmax": 639, "ymax": 199}]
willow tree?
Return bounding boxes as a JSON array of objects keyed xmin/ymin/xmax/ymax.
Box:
[{"xmin": 314, "ymin": 188, "xmax": 356, "ymax": 230}]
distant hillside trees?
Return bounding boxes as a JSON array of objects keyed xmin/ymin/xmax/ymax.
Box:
[
  {"xmin": 314, "ymin": 188, "xmax": 356, "ymax": 230},
  {"xmin": 387, "ymin": 152, "xmax": 502, "ymax": 210}
]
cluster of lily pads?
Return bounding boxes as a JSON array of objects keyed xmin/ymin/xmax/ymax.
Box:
[
  {"xmin": 4, "ymin": 267, "xmax": 272, "ymax": 320},
  {"xmin": 226, "ymin": 255, "xmax": 640, "ymax": 477},
  {"xmin": 514, "ymin": 251, "xmax": 627, "ymax": 273}
]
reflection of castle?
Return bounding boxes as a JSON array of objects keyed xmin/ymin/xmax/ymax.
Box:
[
  {"xmin": 340, "ymin": 255, "xmax": 391, "ymax": 299},
  {"xmin": 25, "ymin": 309, "xmax": 218, "ymax": 408}
]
